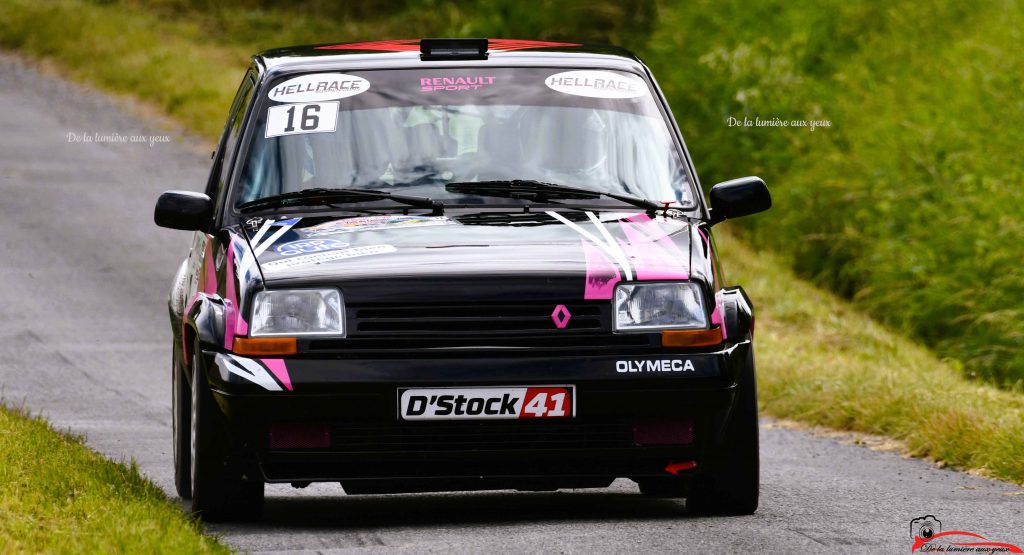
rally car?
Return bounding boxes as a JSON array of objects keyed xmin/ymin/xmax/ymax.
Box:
[{"xmin": 155, "ymin": 38, "xmax": 771, "ymax": 521}]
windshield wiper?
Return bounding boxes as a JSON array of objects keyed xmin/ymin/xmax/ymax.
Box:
[
  {"xmin": 445, "ymin": 180, "xmax": 662, "ymax": 215},
  {"xmin": 238, "ymin": 188, "xmax": 444, "ymax": 215}
]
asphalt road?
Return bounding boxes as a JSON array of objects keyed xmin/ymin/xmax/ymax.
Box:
[{"xmin": 0, "ymin": 54, "xmax": 1020, "ymax": 554}]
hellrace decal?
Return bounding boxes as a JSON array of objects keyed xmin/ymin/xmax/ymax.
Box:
[
  {"xmin": 267, "ymin": 73, "xmax": 370, "ymax": 103},
  {"xmin": 545, "ymin": 70, "xmax": 648, "ymax": 99}
]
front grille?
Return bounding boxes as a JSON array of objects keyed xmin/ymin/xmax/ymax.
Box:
[
  {"xmin": 350, "ymin": 302, "xmax": 606, "ymax": 336},
  {"xmin": 329, "ymin": 420, "xmax": 633, "ymax": 453},
  {"xmin": 306, "ymin": 333, "xmax": 652, "ymax": 355}
]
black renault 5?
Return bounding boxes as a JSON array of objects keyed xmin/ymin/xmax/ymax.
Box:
[{"xmin": 155, "ymin": 38, "xmax": 771, "ymax": 521}]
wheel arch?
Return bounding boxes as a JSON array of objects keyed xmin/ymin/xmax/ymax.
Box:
[
  {"xmin": 182, "ymin": 295, "xmax": 226, "ymax": 383},
  {"xmin": 720, "ymin": 286, "xmax": 754, "ymax": 342}
]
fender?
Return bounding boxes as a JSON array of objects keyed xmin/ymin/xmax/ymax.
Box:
[
  {"xmin": 168, "ymin": 259, "xmax": 190, "ymax": 320},
  {"xmin": 720, "ymin": 286, "xmax": 754, "ymax": 341},
  {"xmin": 183, "ymin": 293, "xmax": 226, "ymax": 367},
  {"xmin": 168, "ymin": 260, "xmax": 190, "ymax": 351}
]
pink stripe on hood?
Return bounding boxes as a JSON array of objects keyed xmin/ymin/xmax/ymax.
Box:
[
  {"xmin": 618, "ymin": 215, "xmax": 688, "ymax": 281},
  {"xmin": 582, "ymin": 240, "xmax": 621, "ymax": 299}
]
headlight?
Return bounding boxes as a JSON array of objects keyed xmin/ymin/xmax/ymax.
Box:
[
  {"xmin": 613, "ymin": 282, "xmax": 708, "ymax": 332},
  {"xmin": 250, "ymin": 288, "xmax": 344, "ymax": 337}
]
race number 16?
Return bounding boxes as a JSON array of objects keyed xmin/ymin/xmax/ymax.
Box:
[{"xmin": 265, "ymin": 101, "xmax": 339, "ymax": 138}]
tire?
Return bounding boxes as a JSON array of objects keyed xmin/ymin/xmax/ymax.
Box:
[
  {"xmin": 172, "ymin": 353, "xmax": 192, "ymax": 499},
  {"xmin": 187, "ymin": 345, "xmax": 264, "ymax": 522},
  {"xmin": 686, "ymin": 347, "xmax": 759, "ymax": 515}
]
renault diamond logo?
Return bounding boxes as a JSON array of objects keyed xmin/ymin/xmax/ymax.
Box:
[{"xmin": 551, "ymin": 304, "xmax": 572, "ymax": 329}]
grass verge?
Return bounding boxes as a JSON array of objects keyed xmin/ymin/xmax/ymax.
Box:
[
  {"xmin": 0, "ymin": 406, "xmax": 227, "ymax": 553},
  {"xmin": 0, "ymin": 0, "xmax": 1021, "ymax": 486},
  {"xmin": 720, "ymin": 231, "xmax": 1024, "ymax": 484}
]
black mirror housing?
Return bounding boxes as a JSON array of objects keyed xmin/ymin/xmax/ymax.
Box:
[
  {"xmin": 708, "ymin": 176, "xmax": 771, "ymax": 225},
  {"xmin": 154, "ymin": 190, "xmax": 213, "ymax": 231}
]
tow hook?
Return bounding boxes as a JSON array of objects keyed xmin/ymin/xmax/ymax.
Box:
[{"xmin": 664, "ymin": 460, "xmax": 698, "ymax": 475}]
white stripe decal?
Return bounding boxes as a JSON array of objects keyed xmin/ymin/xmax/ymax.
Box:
[
  {"xmin": 547, "ymin": 211, "xmax": 633, "ymax": 280},
  {"xmin": 248, "ymin": 218, "xmax": 274, "ymax": 247},
  {"xmin": 220, "ymin": 354, "xmax": 284, "ymax": 391},
  {"xmin": 237, "ymin": 219, "xmax": 274, "ymax": 278},
  {"xmin": 238, "ymin": 218, "xmax": 298, "ymax": 278},
  {"xmin": 585, "ymin": 211, "xmax": 634, "ymax": 280}
]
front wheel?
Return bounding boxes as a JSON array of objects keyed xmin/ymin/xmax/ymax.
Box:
[
  {"xmin": 172, "ymin": 353, "xmax": 191, "ymax": 499},
  {"xmin": 187, "ymin": 345, "xmax": 264, "ymax": 521},
  {"xmin": 686, "ymin": 348, "xmax": 759, "ymax": 515}
]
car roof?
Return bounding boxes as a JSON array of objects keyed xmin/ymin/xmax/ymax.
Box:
[{"xmin": 254, "ymin": 39, "xmax": 648, "ymax": 76}]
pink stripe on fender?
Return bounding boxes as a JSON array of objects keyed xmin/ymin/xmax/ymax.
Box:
[
  {"xmin": 695, "ymin": 226, "xmax": 728, "ymax": 340},
  {"xmin": 222, "ymin": 240, "xmax": 249, "ymax": 348},
  {"xmin": 695, "ymin": 226, "xmax": 716, "ymax": 283},
  {"xmin": 202, "ymin": 240, "xmax": 217, "ymax": 294},
  {"xmin": 260, "ymin": 358, "xmax": 293, "ymax": 391},
  {"xmin": 223, "ymin": 242, "xmax": 237, "ymax": 350},
  {"xmin": 582, "ymin": 240, "xmax": 621, "ymax": 300},
  {"xmin": 222, "ymin": 299, "xmax": 237, "ymax": 350},
  {"xmin": 711, "ymin": 300, "xmax": 727, "ymax": 340}
]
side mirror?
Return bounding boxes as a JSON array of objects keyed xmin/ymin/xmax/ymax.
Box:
[
  {"xmin": 154, "ymin": 190, "xmax": 213, "ymax": 231},
  {"xmin": 708, "ymin": 176, "xmax": 771, "ymax": 226}
]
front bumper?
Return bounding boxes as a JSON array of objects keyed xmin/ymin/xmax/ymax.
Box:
[{"xmin": 202, "ymin": 340, "xmax": 753, "ymax": 484}]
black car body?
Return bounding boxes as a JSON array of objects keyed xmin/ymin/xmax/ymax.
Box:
[{"xmin": 156, "ymin": 38, "xmax": 771, "ymax": 521}]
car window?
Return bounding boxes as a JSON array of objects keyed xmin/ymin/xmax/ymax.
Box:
[
  {"xmin": 207, "ymin": 71, "xmax": 256, "ymax": 206},
  {"xmin": 236, "ymin": 67, "xmax": 695, "ymax": 209}
]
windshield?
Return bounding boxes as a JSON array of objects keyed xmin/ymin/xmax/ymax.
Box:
[{"xmin": 235, "ymin": 67, "xmax": 695, "ymax": 209}]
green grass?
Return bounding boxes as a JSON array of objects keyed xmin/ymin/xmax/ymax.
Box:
[
  {"xmin": 0, "ymin": 406, "xmax": 228, "ymax": 553},
  {"xmin": 0, "ymin": 0, "xmax": 1021, "ymax": 489},
  {"xmin": 719, "ymin": 230, "xmax": 1024, "ymax": 483},
  {"xmin": 646, "ymin": 0, "xmax": 1024, "ymax": 388}
]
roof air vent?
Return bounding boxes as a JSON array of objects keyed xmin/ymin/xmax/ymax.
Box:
[{"xmin": 420, "ymin": 38, "xmax": 488, "ymax": 61}]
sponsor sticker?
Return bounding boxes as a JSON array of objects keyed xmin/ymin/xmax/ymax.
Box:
[
  {"xmin": 262, "ymin": 244, "xmax": 397, "ymax": 268},
  {"xmin": 302, "ymin": 215, "xmax": 454, "ymax": 237},
  {"xmin": 274, "ymin": 238, "xmax": 349, "ymax": 257},
  {"xmin": 545, "ymin": 70, "xmax": 648, "ymax": 99},
  {"xmin": 399, "ymin": 386, "xmax": 574, "ymax": 421},
  {"xmin": 266, "ymin": 102, "xmax": 339, "ymax": 138},
  {"xmin": 267, "ymin": 73, "xmax": 370, "ymax": 102},
  {"xmin": 419, "ymin": 75, "xmax": 496, "ymax": 92},
  {"xmin": 616, "ymin": 359, "xmax": 696, "ymax": 373}
]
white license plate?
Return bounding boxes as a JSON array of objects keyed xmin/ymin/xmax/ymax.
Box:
[{"xmin": 398, "ymin": 386, "xmax": 575, "ymax": 421}]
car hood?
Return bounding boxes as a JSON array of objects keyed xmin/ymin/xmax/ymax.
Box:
[{"xmin": 241, "ymin": 210, "xmax": 698, "ymax": 300}]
